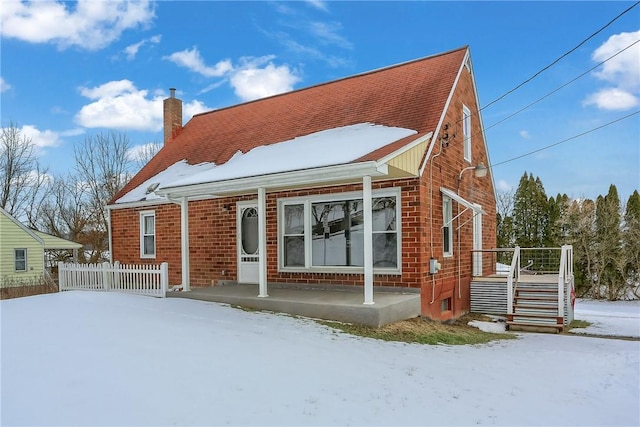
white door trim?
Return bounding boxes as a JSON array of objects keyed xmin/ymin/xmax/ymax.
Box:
[{"xmin": 237, "ymin": 200, "xmax": 260, "ymax": 284}]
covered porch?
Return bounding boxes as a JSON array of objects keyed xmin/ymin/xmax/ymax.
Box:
[{"xmin": 166, "ymin": 283, "xmax": 421, "ymax": 328}]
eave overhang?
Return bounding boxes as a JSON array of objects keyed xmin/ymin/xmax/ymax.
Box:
[{"xmin": 155, "ymin": 161, "xmax": 393, "ymax": 200}]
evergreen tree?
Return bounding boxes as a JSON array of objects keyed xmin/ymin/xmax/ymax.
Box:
[
  {"xmin": 623, "ymin": 190, "xmax": 640, "ymax": 297},
  {"xmin": 512, "ymin": 172, "xmax": 548, "ymax": 247},
  {"xmin": 595, "ymin": 185, "xmax": 623, "ymax": 300},
  {"xmin": 545, "ymin": 194, "xmax": 567, "ymax": 247},
  {"xmin": 563, "ymin": 198, "xmax": 596, "ymax": 295}
]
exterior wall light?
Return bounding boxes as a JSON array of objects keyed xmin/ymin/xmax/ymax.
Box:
[{"xmin": 458, "ymin": 162, "xmax": 488, "ymax": 183}]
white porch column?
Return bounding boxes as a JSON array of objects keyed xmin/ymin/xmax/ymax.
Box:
[
  {"xmin": 180, "ymin": 197, "xmax": 190, "ymax": 291},
  {"xmin": 363, "ymin": 175, "xmax": 374, "ymax": 305},
  {"xmin": 257, "ymin": 187, "xmax": 268, "ymax": 298}
]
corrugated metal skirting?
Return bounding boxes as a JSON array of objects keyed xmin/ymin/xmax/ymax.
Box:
[{"xmin": 470, "ymin": 280, "xmax": 508, "ymax": 315}]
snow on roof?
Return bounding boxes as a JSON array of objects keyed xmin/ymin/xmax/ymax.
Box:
[
  {"xmin": 116, "ymin": 123, "xmax": 416, "ymax": 204},
  {"xmin": 116, "ymin": 160, "xmax": 217, "ymax": 204}
]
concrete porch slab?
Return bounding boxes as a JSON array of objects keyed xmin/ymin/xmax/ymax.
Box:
[{"xmin": 166, "ymin": 284, "xmax": 421, "ymax": 327}]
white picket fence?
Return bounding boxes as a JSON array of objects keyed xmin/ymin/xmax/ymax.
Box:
[{"xmin": 58, "ymin": 262, "xmax": 169, "ymax": 298}]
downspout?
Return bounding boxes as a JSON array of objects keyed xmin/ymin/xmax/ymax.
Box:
[
  {"xmin": 428, "ymin": 141, "xmax": 444, "ymax": 304},
  {"xmin": 180, "ymin": 196, "xmax": 190, "ymax": 291},
  {"xmin": 107, "ymin": 207, "xmax": 113, "ymax": 263}
]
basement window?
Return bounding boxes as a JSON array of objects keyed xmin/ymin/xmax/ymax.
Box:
[
  {"xmin": 441, "ymin": 297, "xmax": 452, "ymax": 312},
  {"xmin": 140, "ymin": 211, "xmax": 156, "ymax": 258},
  {"xmin": 14, "ymin": 249, "xmax": 27, "ymax": 272}
]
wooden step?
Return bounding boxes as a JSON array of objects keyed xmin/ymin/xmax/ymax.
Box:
[
  {"xmin": 516, "ymin": 287, "xmax": 557, "ymax": 293},
  {"xmin": 508, "ymin": 313, "xmax": 562, "ymax": 321},
  {"xmin": 514, "ymin": 304, "xmax": 557, "ymax": 311},
  {"xmin": 514, "ymin": 296, "xmax": 557, "ymax": 302},
  {"xmin": 507, "ymin": 321, "xmax": 563, "ymax": 333}
]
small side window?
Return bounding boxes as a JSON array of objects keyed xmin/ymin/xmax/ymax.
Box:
[
  {"xmin": 463, "ymin": 105, "xmax": 472, "ymax": 162},
  {"xmin": 15, "ymin": 249, "xmax": 27, "ymax": 272},
  {"xmin": 443, "ymin": 196, "xmax": 453, "ymax": 257},
  {"xmin": 140, "ymin": 211, "xmax": 156, "ymax": 258}
]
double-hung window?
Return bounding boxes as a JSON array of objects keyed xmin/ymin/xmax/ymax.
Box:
[
  {"xmin": 443, "ymin": 196, "xmax": 453, "ymax": 257},
  {"xmin": 463, "ymin": 105, "xmax": 472, "ymax": 162},
  {"xmin": 140, "ymin": 211, "xmax": 156, "ymax": 258},
  {"xmin": 279, "ymin": 189, "xmax": 401, "ymax": 273},
  {"xmin": 14, "ymin": 249, "xmax": 27, "ymax": 272}
]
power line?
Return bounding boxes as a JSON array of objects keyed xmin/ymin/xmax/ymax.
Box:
[
  {"xmin": 483, "ymin": 39, "xmax": 640, "ymax": 133},
  {"xmin": 489, "ymin": 110, "xmax": 639, "ymax": 169},
  {"xmin": 480, "ymin": 1, "xmax": 640, "ymax": 112}
]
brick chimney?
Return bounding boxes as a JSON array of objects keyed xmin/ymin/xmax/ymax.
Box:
[{"xmin": 163, "ymin": 88, "xmax": 182, "ymax": 144}]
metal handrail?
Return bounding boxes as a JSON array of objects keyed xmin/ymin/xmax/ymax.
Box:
[
  {"xmin": 558, "ymin": 245, "xmax": 574, "ymax": 319},
  {"xmin": 507, "ymin": 246, "xmax": 521, "ymax": 314}
]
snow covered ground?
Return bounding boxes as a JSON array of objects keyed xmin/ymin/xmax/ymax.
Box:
[
  {"xmin": 571, "ymin": 298, "xmax": 640, "ymax": 338},
  {"xmin": 1, "ymin": 292, "xmax": 638, "ymax": 426}
]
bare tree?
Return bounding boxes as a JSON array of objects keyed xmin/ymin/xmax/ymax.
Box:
[
  {"xmin": 71, "ymin": 131, "xmax": 133, "ymax": 262},
  {"xmin": 495, "ymin": 187, "xmax": 515, "ymax": 220},
  {"xmin": 129, "ymin": 140, "xmax": 162, "ymax": 171},
  {"xmin": 36, "ymin": 173, "xmax": 90, "ymax": 261},
  {"xmin": 0, "ymin": 122, "xmax": 49, "ymax": 221}
]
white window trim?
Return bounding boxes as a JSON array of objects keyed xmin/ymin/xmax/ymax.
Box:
[
  {"xmin": 277, "ymin": 188, "xmax": 402, "ymax": 275},
  {"xmin": 443, "ymin": 196, "xmax": 453, "ymax": 257},
  {"xmin": 14, "ymin": 248, "xmax": 27, "ymax": 272},
  {"xmin": 140, "ymin": 210, "xmax": 156, "ymax": 259},
  {"xmin": 463, "ymin": 105, "xmax": 472, "ymax": 163}
]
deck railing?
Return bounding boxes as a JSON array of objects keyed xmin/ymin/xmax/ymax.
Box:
[
  {"xmin": 471, "ymin": 246, "xmax": 574, "ymax": 320},
  {"xmin": 558, "ymin": 245, "xmax": 574, "ymax": 319},
  {"xmin": 58, "ymin": 261, "xmax": 169, "ymax": 298}
]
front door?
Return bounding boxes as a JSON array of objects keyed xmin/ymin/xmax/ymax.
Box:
[{"xmin": 237, "ymin": 202, "xmax": 260, "ymax": 284}]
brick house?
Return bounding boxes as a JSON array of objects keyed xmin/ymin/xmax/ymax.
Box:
[{"xmin": 107, "ymin": 46, "xmax": 496, "ymax": 321}]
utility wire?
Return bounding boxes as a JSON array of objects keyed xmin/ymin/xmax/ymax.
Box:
[
  {"xmin": 489, "ymin": 110, "xmax": 639, "ymax": 169},
  {"xmin": 480, "ymin": 1, "xmax": 640, "ymax": 112},
  {"xmin": 483, "ymin": 39, "xmax": 640, "ymax": 133}
]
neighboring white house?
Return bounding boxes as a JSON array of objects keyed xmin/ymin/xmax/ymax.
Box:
[{"xmin": 0, "ymin": 207, "xmax": 82, "ymax": 286}]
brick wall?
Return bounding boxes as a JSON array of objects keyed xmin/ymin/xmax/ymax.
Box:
[{"xmin": 418, "ymin": 62, "xmax": 497, "ymax": 320}]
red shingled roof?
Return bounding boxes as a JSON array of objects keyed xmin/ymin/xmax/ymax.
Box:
[{"xmin": 113, "ymin": 46, "xmax": 468, "ymax": 203}]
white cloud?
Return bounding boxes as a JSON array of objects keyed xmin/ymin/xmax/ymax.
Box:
[
  {"xmin": 60, "ymin": 128, "xmax": 86, "ymax": 137},
  {"xmin": 75, "ymin": 81, "xmax": 212, "ymax": 132},
  {"xmin": 124, "ymin": 34, "xmax": 161, "ymax": 60},
  {"xmin": 1, "ymin": 124, "xmax": 63, "ymax": 156},
  {"xmin": 309, "ymin": 21, "xmax": 352, "ymax": 49},
  {"xmin": 585, "ymin": 30, "xmax": 640, "ymax": 110},
  {"xmin": 583, "ymin": 88, "xmax": 638, "ymax": 111},
  {"xmin": 163, "ymin": 47, "xmax": 233, "ymax": 77},
  {"xmin": 230, "ymin": 59, "xmax": 301, "ymax": 102},
  {"xmin": 0, "ymin": 0, "xmax": 156, "ymax": 51},
  {"xmin": 183, "ymin": 99, "xmax": 211, "ymax": 120},
  {"xmin": 165, "ymin": 47, "xmax": 301, "ymax": 102},
  {"xmin": 519, "ymin": 130, "xmax": 531, "ymax": 139},
  {"xmin": 305, "ymin": 1, "xmax": 329, "ymax": 12},
  {"xmin": 0, "ymin": 77, "xmax": 11, "ymax": 93},
  {"xmin": 76, "ymin": 80, "xmax": 164, "ymax": 131}
]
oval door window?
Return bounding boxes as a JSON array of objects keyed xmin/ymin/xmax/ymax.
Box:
[{"xmin": 241, "ymin": 207, "xmax": 259, "ymax": 255}]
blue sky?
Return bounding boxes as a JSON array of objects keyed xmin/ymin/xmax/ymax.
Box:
[{"xmin": 1, "ymin": 1, "xmax": 639, "ymax": 202}]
